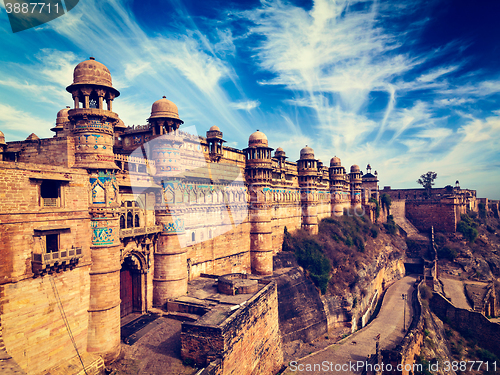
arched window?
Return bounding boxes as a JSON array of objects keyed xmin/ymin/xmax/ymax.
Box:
[
  {"xmin": 89, "ymin": 91, "xmax": 99, "ymax": 109},
  {"xmin": 127, "ymin": 212, "xmax": 133, "ymax": 228},
  {"xmin": 120, "ymin": 215, "xmax": 125, "ymax": 229},
  {"xmin": 134, "ymin": 214, "xmax": 140, "ymax": 227}
]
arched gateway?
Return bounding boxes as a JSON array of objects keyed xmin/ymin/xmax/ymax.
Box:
[{"xmin": 120, "ymin": 252, "xmax": 147, "ymax": 318}]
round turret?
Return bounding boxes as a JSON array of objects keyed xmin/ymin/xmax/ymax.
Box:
[
  {"xmin": 330, "ymin": 156, "xmax": 341, "ymax": 166},
  {"xmin": 248, "ymin": 130, "xmax": 268, "ymax": 147},
  {"xmin": 209, "ymin": 125, "xmax": 220, "ymax": 131},
  {"xmin": 300, "ymin": 145, "xmax": 315, "ymax": 159},
  {"xmin": 350, "ymin": 165, "xmax": 360, "ymax": 173},
  {"xmin": 149, "ymin": 96, "xmax": 182, "ymax": 121}
]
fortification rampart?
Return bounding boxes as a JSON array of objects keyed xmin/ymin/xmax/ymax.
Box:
[
  {"xmin": 181, "ymin": 280, "xmax": 283, "ymax": 375},
  {"xmin": 430, "ymin": 292, "xmax": 500, "ymax": 359}
]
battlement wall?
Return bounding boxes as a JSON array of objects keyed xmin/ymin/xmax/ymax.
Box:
[
  {"xmin": 6, "ymin": 137, "xmax": 75, "ymax": 168},
  {"xmin": 430, "ymin": 292, "xmax": 500, "ymax": 359}
]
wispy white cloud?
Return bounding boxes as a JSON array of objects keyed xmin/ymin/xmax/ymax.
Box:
[
  {"xmin": 230, "ymin": 100, "xmax": 260, "ymax": 111},
  {"xmin": 0, "ymin": 104, "xmax": 53, "ymax": 140}
]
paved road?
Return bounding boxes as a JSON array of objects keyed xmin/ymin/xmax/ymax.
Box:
[
  {"xmin": 284, "ymin": 276, "xmax": 416, "ymax": 375},
  {"xmin": 440, "ymin": 278, "xmax": 470, "ymax": 310}
]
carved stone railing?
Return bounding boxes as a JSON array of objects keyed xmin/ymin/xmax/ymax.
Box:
[
  {"xmin": 114, "ymin": 153, "xmax": 156, "ymax": 166},
  {"xmin": 119, "ymin": 225, "xmax": 162, "ymax": 239},
  {"xmin": 32, "ymin": 247, "xmax": 83, "ymax": 276}
]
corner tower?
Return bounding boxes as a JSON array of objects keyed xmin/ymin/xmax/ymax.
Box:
[
  {"xmin": 349, "ymin": 165, "xmax": 362, "ymax": 209},
  {"xmin": 329, "ymin": 156, "xmax": 348, "ymax": 215},
  {"xmin": 66, "ymin": 58, "xmax": 121, "ymax": 363},
  {"xmin": 148, "ymin": 97, "xmax": 188, "ymax": 306},
  {"xmin": 244, "ymin": 130, "xmax": 273, "ymax": 275}
]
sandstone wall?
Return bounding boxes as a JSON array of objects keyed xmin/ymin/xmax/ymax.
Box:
[
  {"xmin": 6, "ymin": 138, "xmax": 75, "ymax": 168},
  {"xmin": 270, "ymin": 202, "xmax": 302, "ymax": 253},
  {"xmin": 0, "ymin": 163, "xmax": 92, "ymax": 283},
  {"xmin": 1, "ymin": 266, "xmax": 91, "ymax": 375},
  {"xmin": 272, "ymin": 266, "xmax": 328, "ymax": 343},
  {"xmin": 430, "ymin": 292, "xmax": 500, "ymax": 359},
  {"xmin": 181, "ymin": 281, "xmax": 283, "ymax": 375},
  {"xmin": 406, "ymin": 201, "xmax": 457, "ymax": 233}
]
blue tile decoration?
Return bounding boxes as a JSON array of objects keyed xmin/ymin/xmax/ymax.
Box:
[{"xmin": 162, "ymin": 218, "xmax": 184, "ymax": 233}]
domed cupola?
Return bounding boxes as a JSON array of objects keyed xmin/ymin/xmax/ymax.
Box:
[
  {"xmin": 330, "ymin": 156, "xmax": 341, "ymax": 167},
  {"xmin": 65, "ymin": 57, "xmax": 120, "ymax": 169},
  {"xmin": 299, "ymin": 145, "xmax": 315, "ymax": 160},
  {"xmin": 66, "ymin": 57, "xmax": 120, "ymax": 111},
  {"xmin": 148, "ymin": 96, "xmax": 184, "ymax": 136},
  {"xmin": 297, "ymin": 145, "xmax": 317, "ymax": 172},
  {"xmin": 206, "ymin": 125, "xmax": 225, "ymax": 162},
  {"xmin": 244, "ymin": 130, "xmax": 273, "ymax": 184},
  {"xmin": 51, "ymin": 106, "xmax": 71, "ymax": 137},
  {"xmin": 248, "ymin": 130, "xmax": 268, "ymax": 147}
]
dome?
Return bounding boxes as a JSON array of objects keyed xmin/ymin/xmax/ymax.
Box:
[
  {"xmin": 149, "ymin": 96, "xmax": 182, "ymax": 121},
  {"xmin": 209, "ymin": 125, "xmax": 220, "ymax": 131},
  {"xmin": 248, "ymin": 130, "xmax": 268, "ymax": 147},
  {"xmin": 330, "ymin": 156, "xmax": 341, "ymax": 166},
  {"xmin": 276, "ymin": 147, "xmax": 284, "ymax": 152},
  {"xmin": 55, "ymin": 106, "xmax": 70, "ymax": 126},
  {"xmin": 115, "ymin": 118, "xmax": 126, "ymax": 129},
  {"xmin": 0, "ymin": 130, "xmax": 5, "ymax": 145},
  {"xmin": 300, "ymin": 145, "xmax": 314, "ymax": 159},
  {"xmin": 350, "ymin": 164, "xmax": 360, "ymax": 173},
  {"xmin": 66, "ymin": 57, "xmax": 120, "ymax": 97},
  {"xmin": 73, "ymin": 57, "xmax": 112, "ymax": 87}
]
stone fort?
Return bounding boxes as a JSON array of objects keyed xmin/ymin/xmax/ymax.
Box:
[{"xmin": 0, "ymin": 57, "xmax": 385, "ymax": 374}]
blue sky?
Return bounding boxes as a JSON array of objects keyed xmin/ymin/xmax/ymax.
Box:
[{"xmin": 0, "ymin": 0, "xmax": 499, "ymax": 199}]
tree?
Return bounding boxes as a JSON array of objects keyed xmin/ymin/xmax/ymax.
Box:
[
  {"xmin": 381, "ymin": 193, "xmax": 392, "ymax": 215},
  {"xmin": 417, "ymin": 171, "xmax": 437, "ymax": 197}
]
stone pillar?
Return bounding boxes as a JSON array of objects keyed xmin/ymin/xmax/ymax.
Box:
[
  {"xmin": 87, "ymin": 212, "xmax": 121, "ymax": 363},
  {"xmin": 154, "ymin": 210, "xmax": 187, "ymax": 305}
]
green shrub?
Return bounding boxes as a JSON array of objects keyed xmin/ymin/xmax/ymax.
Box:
[
  {"xmin": 384, "ymin": 215, "xmax": 398, "ymax": 235},
  {"xmin": 344, "ymin": 235, "xmax": 353, "ymax": 247},
  {"xmin": 354, "ymin": 236, "xmax": 365, "ymax": 252},
  {"xmin": 437, "ymin": 246, "xmax": 458, "ymax": 261},
  {"xmin": 293, "ymin": 237, "xmax": 331, "ymax": 294},
  {"xmin": 370, "ymin": 227, "xmax": 378, "ymax": 238},
  {"xmin": 457, "ymin": 217, "xmax": 478, "ymax": 243}
]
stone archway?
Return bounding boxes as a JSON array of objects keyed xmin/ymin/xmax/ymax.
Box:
[{"xmin": 120, "ymin": 252, "xmax": 145, "ymax": 318}]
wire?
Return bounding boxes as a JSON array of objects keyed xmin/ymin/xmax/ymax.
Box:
[{"xmin": 49, "ymin": 275, "xmax": 89, "ymax": 375}]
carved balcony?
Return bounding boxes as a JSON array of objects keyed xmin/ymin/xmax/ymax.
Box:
[{"xmin": 32, "ymin": 247, "xmax": 83, "ymax": 276}]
